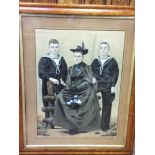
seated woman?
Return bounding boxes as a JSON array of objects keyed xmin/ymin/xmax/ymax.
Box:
[{"xmin": 53, "ymin": 42, "xmax": 100, "ymax": 135}]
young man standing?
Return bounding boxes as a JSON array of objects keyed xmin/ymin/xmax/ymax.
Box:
[
  {"xmin": 38, "ymin": 39, "xmax": 67, "ymax": 129},
  {"xmin": 91, "ymin": 42, "xmax": 119, "ymax": 132}
]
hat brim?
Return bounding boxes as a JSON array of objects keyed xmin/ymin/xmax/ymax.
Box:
[{"xmin": 70, "ymin": 49, "xmax": 88, "ymax": 55}]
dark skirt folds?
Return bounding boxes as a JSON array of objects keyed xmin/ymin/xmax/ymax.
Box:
[{"xmin": 53, "ymin": 84, "xmax": 100, "ymax": 132}]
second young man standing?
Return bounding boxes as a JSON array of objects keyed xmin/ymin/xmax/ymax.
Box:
[{"xmin": 91, "ymin": 42, "xmax": 119, "ymax": 132}]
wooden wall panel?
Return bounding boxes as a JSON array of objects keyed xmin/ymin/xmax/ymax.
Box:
[
  {"xmin": 111, "ymin": 0, "xmax": 130, "ymax": 5},
  {"xmin": 19, "ymin": 0, "xmax": 135, "ymax": 6},
  {"xmin": 106, "ymin": 0, "xmax": 112, "ymax": 5},
  {"xmin": 130, "ymin": 0, "xmax": 135, "ymax": 6},
  {"xmin": 59, "ymin": 0, "xmax": 78, "ymax": 4}
]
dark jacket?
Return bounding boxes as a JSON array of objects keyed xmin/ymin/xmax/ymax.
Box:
[
  {"xmin": 38, "ymin": 56, "xmax": 67, "ymax": 96},
  {"xmin": 91, "ymin": 57, "xmax": 119, "ymax": 92}
]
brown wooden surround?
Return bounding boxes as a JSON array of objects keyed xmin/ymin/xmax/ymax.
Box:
[
  {"xmin": 19, "ymin": 2, "xmax": 134, "ymax": 16},
  {"xmin": 19, "ymin": 2, "xmax": 135, "ymax": 155}
]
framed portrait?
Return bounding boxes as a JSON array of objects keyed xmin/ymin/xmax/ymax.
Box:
[{"xmin": 19, "ymin": 3, "xmax": 135, "ymax": 155}]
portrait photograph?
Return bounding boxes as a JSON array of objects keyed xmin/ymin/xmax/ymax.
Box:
[{"xmin": 36, "ymin": 29, "xmax": 124, "ymax": 138}]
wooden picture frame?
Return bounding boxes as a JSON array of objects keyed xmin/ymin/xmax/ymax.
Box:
[{"xmin": 19, "ymin": 2, "xmax": 135, "ymax": 155}]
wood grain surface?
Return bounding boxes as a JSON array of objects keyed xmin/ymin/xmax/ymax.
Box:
[{"xmin": 19, "ymin": 0, "xmax": 135, "ymax": 6}]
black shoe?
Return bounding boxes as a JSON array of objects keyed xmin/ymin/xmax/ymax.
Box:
[
  {"xmin": 68, "ymin": 129, "xmax": 78, "ymax": 135},
  {"xmin": 46, "ymin": 123, "xmax": 54, "ymax": 129},
  {"xmin": 102, "ymin": 129, "xmax": 108, "ymax": 132},
  {"xmin": 101, "ymin": 127, "xmax": 109, "ymax": 132}
]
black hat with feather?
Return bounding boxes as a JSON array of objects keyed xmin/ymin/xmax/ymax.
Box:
[{"xmin": 70, "ymin": 42, "xmax": 88, "ymax": 55}]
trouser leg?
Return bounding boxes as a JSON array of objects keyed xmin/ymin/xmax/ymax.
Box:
[
  {"xmin": 43, "ymin": 100, "xmax": 50, "ymax": 118},
  {"xmin": 48, "ymin": 101, "xmax": 55, "ymax": 128},
  {"xmin": 101, "ymin": 92, "xmax": 115, "ymax": 131}
]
